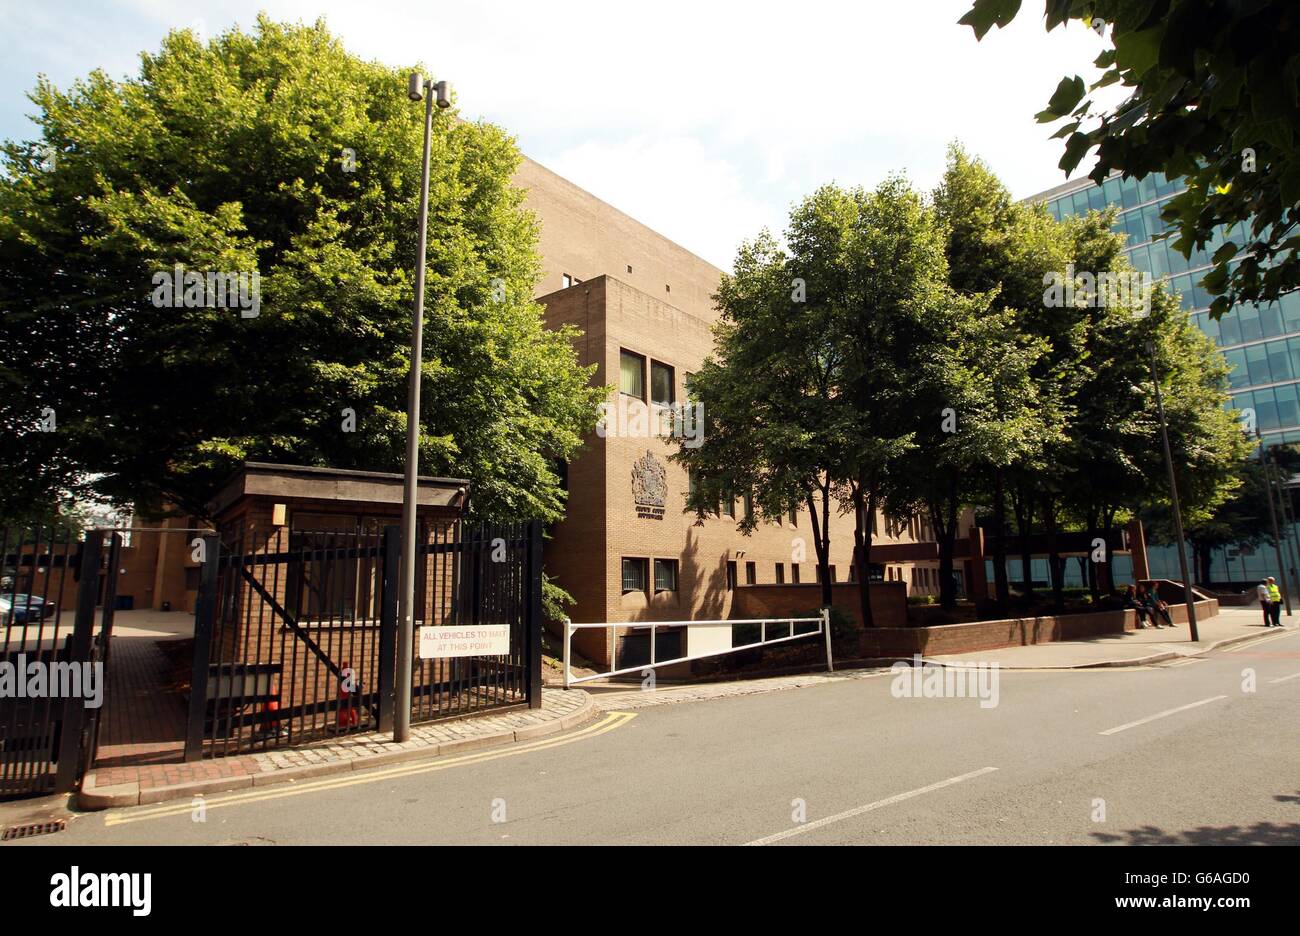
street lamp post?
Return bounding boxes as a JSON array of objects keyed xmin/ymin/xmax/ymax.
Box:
[
  {"xmin": 1259, "ymin": 434, "xmax": 1294, "ymax": 617},
  {"xmin": 1146, "ymin": 340, "xmax": 1199, "ymax": 641},
  {"xmin": 396, "ymin": 71, "xmax": 451, "ymax": 743}
]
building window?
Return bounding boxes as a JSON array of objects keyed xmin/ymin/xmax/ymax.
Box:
[
  {"xmin": 723, "ymin": 494, "xmax": 735, "ymax": 519},
  {"xmin": 651, "ymin": 360, "xmax": 674, "ymax": 405},
  {"xmin": 665, "ymin": 284, "xmax": 671, "ymax": 293},
  {"xmin": 620, "ymin": 350, "xmax": 645, "ymax": 399},
  {"xmin": 745, "ymin": 561, "xmax": 756, "ymax": 585},
  {"xmin": 621, "ymin": 557, "xmax": 648, "ymax": 594},
  {"xmin": 776, "ymin": 563, "xmax": 785, "ymax": 584},
  {"xmin": 688, "ymin": 469, "xmax": 700, "ymax": 502},
  {"xmin": 792, "ymin": 564, "xmax": 800, "ymax": 584},
  {"xmin": 789, "ymin": 508, "xmax": 797, "ymax": 526},
  {"xmin": 743, "ymin": 491, "xmax": 754, "ymax": 522},
  {"xmin": 726, "ymin": 561, "xmax": 737, "ymax": 590},
  {"xmin": 828, "ymin": 565, "xmax": 837, "ymax": 583},
  {"xmin": 654, "ymin": 559, "xmax": 678, "ymax": 593},
  {"xmin": 627, "ymin": 264, "xmax": 633, "ymax": 274}
]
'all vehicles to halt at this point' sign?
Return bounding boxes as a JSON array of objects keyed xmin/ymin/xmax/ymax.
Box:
[{"xmin": 418, "ymin": 625, "xmax": 510, "ymax": 659}]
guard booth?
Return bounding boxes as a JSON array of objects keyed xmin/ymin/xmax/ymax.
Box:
[{"xmin": 185, "ymin": 463, "xmax": 543, "ymax": 761}]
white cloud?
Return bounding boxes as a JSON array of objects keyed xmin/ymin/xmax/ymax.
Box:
[{"xmin": 5, "ymin": 0, "xmax": 1129, "ymax": 269}]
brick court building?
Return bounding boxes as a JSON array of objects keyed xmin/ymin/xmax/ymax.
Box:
[
  {"xmin": 514, "ymin": 158, "xmax": 954, "ymax": 663},
  {"xmin": 60, "ymin": 156, "xmax": 956, "ymax": 662}
]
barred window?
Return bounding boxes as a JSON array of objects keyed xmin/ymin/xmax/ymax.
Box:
[
  {"xmin": 621, "ymin": 557, "xmax": 648, "ymax": 594},
  {"xmin": 654, "ymin": 558, "xmax": 678, "ymax": 593}
]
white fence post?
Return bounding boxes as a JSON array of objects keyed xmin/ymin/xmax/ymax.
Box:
[
  {"xmin": 563, "ymin": 617, "xmax": 572, "ymax": 689},
  {"xmin": 822, "ymin": 606, "xmax": 834, "ymax": 673}
]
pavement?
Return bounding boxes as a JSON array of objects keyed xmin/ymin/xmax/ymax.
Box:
[
  {"xmin": 925, "ymin": 606, "xmax": 1278, "ymax": 669},
  {"xmin": 75, "ymin": 686, "xmax": 594, "ymax": 810},
  {"xmin": 7, "ymin": 623, "xmax": 1293, "ymax": 845}
]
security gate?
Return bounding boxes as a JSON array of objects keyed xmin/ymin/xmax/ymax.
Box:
[
  {"xmin": 185, "ymin": 518, "xmax": 542, "ymax": 759},
  {"xmin": 0, "ymin": 528, "xmax": 119, "ymax": 799}
]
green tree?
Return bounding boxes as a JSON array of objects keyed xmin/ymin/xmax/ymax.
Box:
[
  {"xmin": 0, "ymin": 16, "xmax": 601, "ymax": 525},
  {"xmin": 960, "ymin": 0, "xmax": 1300, "ymax": 318},
  {"xmin": 888, "ymin": 305, "xmax": 1050, "ymax": 610},
  {"xmin": 676, "ymin": 230, "xmax": 852, "ymax": 609},
  {"xmin": 795, "ymin": 179, "xmax": 954, "ymax": 626},
  {"xmin": 933, "ymin": 145, "xmax": 1072, "ymax": 608}
]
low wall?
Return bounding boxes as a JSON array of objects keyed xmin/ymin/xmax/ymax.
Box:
[
  {"xmin": 857, "ymin": 596, "xmax": 1219, "ymax": 658},
  {"xmin": 730, "ymin": 582, "xmax": 908, "ymax": 628}
]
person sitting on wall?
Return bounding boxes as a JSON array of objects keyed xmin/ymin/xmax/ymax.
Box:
[
  {"xmin": 1123, "ymin": 584, "xmax": 1150, "ymax": 629},
  {"xmin": 1142, "ymin": 584, "xmax": 1173, "ymax": 628}
]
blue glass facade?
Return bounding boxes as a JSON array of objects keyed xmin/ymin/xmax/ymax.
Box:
[
  {"xmin": 1034, "ymin": 173, "xmax": 1299, "ymax": 586},
  {"xmin": 1040, "ymin": 172, "xmax": 1300, "ymax": 444}
]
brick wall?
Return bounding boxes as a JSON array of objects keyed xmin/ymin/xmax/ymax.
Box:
[
  {"xmin": 856, "ymin": 597, "xmax": 1220, "ymax": 658},
  {"xmin": 731, "ymin": 582, "xmax": 909, "ymax": 628}
]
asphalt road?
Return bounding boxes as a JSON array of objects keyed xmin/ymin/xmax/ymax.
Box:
[{"xmin": 15, "ymin": 628, "xmax": 1300, "ymax": 846}]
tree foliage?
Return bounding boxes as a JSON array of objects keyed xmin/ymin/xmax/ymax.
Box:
[
  {"xmin": 0, "ymin": 16, "xmax": 601, "ymax": 524},
  {"xmin": 961, "ymin": 0, "xmax": 1300, "ymax": 318}
]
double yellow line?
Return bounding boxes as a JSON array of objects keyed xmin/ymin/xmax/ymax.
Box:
[{"xmin": 104, "ymin": 710, "xmax": 636, "ymax": 827}]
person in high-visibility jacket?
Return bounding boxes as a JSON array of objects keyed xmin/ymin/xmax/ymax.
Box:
[{"xmin": 1266, "ymin": 577, "xmax": 1283, "ymax": 627}]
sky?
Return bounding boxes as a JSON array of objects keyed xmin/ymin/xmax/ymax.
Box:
[{"xmin": 1, "ymin": 1, "xmax": 1118, "ymax": 270}]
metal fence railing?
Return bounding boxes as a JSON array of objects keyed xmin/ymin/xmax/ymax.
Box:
[{"xmin": 184, "ymin": 518, "xmax": 543, "ymax": 760}]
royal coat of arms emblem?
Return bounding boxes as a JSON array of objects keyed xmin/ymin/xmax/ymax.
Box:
[{"xmin": 631, "ymin": 450, "xmax": 668, "ymax": 509}]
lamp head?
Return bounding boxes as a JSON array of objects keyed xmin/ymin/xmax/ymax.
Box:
[
  {"xmin": 434, "ymin": 80, "xmax": 452, "ymax": 109},
  {"xmin": 408, "ymin": 72, "xmax": 425, "ymax": 102}
]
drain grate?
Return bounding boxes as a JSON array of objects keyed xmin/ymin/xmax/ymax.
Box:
[{"xmin": 1, "ymin": 819, "xmax": 67, "ymax": 841}]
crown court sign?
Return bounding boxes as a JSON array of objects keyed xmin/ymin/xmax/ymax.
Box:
[{"xmin": 632, "ymin": 450, "xmax": 667, "ymax": 520}]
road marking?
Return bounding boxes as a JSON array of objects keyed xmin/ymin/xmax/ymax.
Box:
[
  {"xmin": 1098, "ymin": 696, "xmax": 1226, "ymax": 736},
  {"xmin": 104, "ymin": 711, "xmax": 636, "ymax": 827},
  {"xmin": 1268, "ymin": 671, "xmax": 1300, "ymax": 684},
  {"xmin": 1222, "ymin": 630, "xmax": 1296, "ymax": 653},
  {"xmin": 742, "ymin": 767, "xmax": 999, "ymax": 846}
]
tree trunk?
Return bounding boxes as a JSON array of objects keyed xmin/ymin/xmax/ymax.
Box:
[
  {"xmin": 806, "ymin": 487, "xmax": 833, "ymax": 609},
  {"xmin": 1044, "ymin": 494, "xmax": 1064, "ymax": 612},
  {"xmin": 1085, "ymin": 511, "xmax": 1101, "ymax": 603},
  {"xmin": 1012, "ymin": 479, "xmax": 1033, "ymax": 599},
  {"xmin": 992, "ymin": 468, "xmax": 1009, "ymax": 610},
  {"xmin": 851, "ymin": 476, "xmax": 876, "ymax": 628},
  {"xmin": 1101, "ymin": 507, "xmax": 1118, "ymax": 596},
  {"xmin": 931, "ymin": 472, "xmax": 961, "ymax": 611}
]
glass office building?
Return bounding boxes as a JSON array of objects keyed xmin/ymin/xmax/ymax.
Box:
[{"xmin": 1029, "ymin": 172, "xmax": 1299, "ymax": 585}]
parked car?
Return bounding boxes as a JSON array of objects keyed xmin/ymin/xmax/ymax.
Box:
[{"xmin": 0, "ymin": 594, "xmax": 55, "ymax": 624}]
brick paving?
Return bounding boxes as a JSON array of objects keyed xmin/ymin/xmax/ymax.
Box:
[
  {"xmin": 95, "ymin": 636, "xmax": 188, "ymax": 767},
  {"xmin": 83, "ymin": 687, "xmax": 591, "ymax": 799}
]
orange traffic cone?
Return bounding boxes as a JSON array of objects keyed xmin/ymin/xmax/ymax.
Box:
[{"xmin": 337, "ymin": 664, "xmax": 358, "ymax": 729}]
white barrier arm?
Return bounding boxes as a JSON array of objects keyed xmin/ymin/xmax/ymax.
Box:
[{"xmin": 561, "ymin": 616, "xmax": 826, "ymax": 686}]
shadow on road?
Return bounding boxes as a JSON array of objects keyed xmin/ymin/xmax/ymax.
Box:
[{"xmin": 1091, "ymin": 791, "xmax": 1300, "ymax": 844}]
